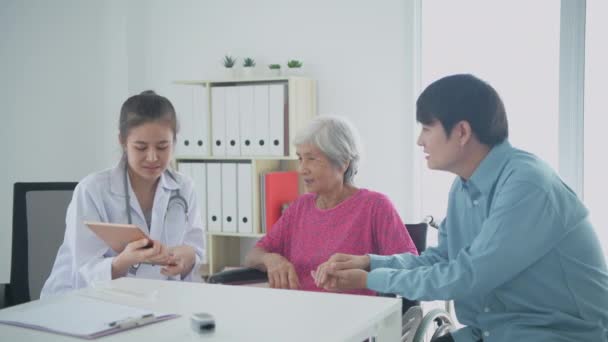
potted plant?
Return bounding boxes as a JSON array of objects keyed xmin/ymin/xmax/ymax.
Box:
[
  {"xmin": 242, "ymin": 57, "xmax": 256, "ymax": 77},
  {"xmin": 223, "ymin": 55, "xmax": 237, "ymax": 79},
  {"xmin": 268, "ymin": 64, "xmax": 281, "ymax": 77},
  {"xmin": 287, "ymin": 59, "xmax": 303, "ymax": 75}
]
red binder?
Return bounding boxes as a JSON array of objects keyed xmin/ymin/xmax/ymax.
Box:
[{"xmin": 263, "ymin": 171, "xmax": 299, "ymax": 233}]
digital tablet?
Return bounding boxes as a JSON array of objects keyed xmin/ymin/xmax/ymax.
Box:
[{"xmin": 85, "ymin": 221, "xmax": 150, "ymax": 254}]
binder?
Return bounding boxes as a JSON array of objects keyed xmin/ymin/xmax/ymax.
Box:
[
  {"xmin": 238, "ymin": 85, "xmax": 255, "ymax": 156},
  {"xmin": 177, "ymin": 162, "xmax": 191, "ymax": 179},
  {"xmin": 237, "ymin": 162, "xmax": 253, "ymax": 233},
  {"xmin": 192, "ymin": 86, "xmax": 210, "ymax": 156},
  {"xmin": 263, "ymin": 171, "xmax": 299, "ymax": 233},
  {"xmin": 253, "ymin": 85, "xmax": 270, "ymax": 156},
  {"xmin": 221, "ymin": 163, "xmax": 238, "ymax": 233},
  {"xmin": 211, "ymin": 86, "xmax": 226, "ymax": 156},
  {"xmin": 260, "ymin": 173, "xmax": 266, "ymax": 232},
  {"xmin": 177, "ymin": 163, "xmax": 194, "ymax": 220},
  {"xmin": 173, "ymin": 85, "xmax": 195, "ymax": 156},
  {"xmin": 206, "ymin": 162, "xmax": 222, "ymax": 232},
  {"xmin": 190, "ymin": 162, "xmax": 207, "ymax": 230},
  {"xmin": 268, "ymin": 84, "xmax": 287, "ymax": 156},
  {"xmin": 225, "ymin": 86, "xmax": 241, "ymax": 156},
  {"xmin": 0, "ymin": 295, "xmax": 178, "ymax": 339}
]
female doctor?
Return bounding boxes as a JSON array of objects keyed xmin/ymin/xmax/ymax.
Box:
[{"xmin": 41, "ymin": 90, "xmax": 206, "ymax": 296}]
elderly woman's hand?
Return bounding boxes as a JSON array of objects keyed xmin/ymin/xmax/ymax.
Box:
[
  {"xmin": 161, "ymin": 245, "xmax": 196, "ymax": 279},
  {"xmin": 312, "ymin": 253, "xmax": 370, "ymax": 288},
  {"xmin": 262, "ymin": 253, "xmax": 300, "ymax": 289}
]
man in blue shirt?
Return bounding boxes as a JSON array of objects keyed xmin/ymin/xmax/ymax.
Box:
[{"xmin": 313, "ymin": 74, "xmax": 608, "ymax": 341}]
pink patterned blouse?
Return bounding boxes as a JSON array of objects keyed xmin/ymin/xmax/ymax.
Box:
[{"xmin": 256, "ymin": 189, "xmax": 418, "ymax": 296}]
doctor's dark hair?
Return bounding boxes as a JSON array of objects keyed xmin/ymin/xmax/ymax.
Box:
[
  {"xmin": 416, "ymin": 74, "xmax": 508, "ymax": 146},
  {"xmin": 119, "ymin": 90, "xmax": 178, "ymax": 142}
]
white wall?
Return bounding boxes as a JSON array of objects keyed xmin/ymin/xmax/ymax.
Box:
[
  {"xmin": 0, "ymin": 0, "xmax": 418, "ymax": 282},
  {"xmin": 0, "ymin": 0, "xmax": 129, "ymax": 282},
  {"xmin": 125, "ymin": 0, "xmax": 418, "ymax": 265},
  {"xmin": 124, "ymin": 0, "xmax": 418, "ymax": 216}
]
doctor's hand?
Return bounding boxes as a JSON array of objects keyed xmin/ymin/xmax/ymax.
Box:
[
  {"xmin": 316, "ymin": 269, "xmax": 368, "ymax": 292},
  {"xmin": 161, "ymin": 245, "xmax": 196, "ymax": 279},
  {"xmin": 262, "ymin": 253, "xmax": 300, "ymax": 289},
  {"xmin": 312, "ymin": 253, "xmax": 370, "ymax": 288},
  {"xmin": 112, "ymin": 238, "xmax": 170, "ymax": 278}
]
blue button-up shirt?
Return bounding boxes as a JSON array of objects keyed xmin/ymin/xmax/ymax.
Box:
[{"xmin": 367, "ymin": 141, "xmax": 608, "ymax": 341}]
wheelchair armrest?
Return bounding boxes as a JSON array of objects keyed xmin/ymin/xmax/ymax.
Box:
[{"xmin": 207, "ymin": 267, "xmax": 268, "ymax": 285}]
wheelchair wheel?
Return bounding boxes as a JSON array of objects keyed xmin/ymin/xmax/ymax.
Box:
[
  {"xmin": 400, "ymin": 306, "xmax": 423, "ymax": 342},
  {"xmin": 412, "ymin": 308, "xmax": 454, "ymax": 342}
]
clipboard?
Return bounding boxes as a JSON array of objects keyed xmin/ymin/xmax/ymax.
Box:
[
  {"xmin": 84, "ymin": 221, "xmax": 149, "ymax": 254},
  {"xmin": 0, "ymin": 295, "xmax": 179, "ymax": 339}
]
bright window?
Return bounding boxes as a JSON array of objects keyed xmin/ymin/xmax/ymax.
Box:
[
  {"xmin": 584, "ymin": 0, "xmax": 608, "ymax": 258},
  {"xmin": 420, "ymin": 0, "xmax": 561, "ymax": 230}
]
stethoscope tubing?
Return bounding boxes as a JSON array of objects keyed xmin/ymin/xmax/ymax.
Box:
[
  {"xmin": 123, "ymin": 164, "xmax": 188, "ymax": 225},
  {"xmin": 122, "ymin": 164, "xmax": 189, "ymax": 276}
]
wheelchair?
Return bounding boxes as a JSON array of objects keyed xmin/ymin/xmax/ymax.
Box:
[
  {"xmin": 400, "ymin": 306, "xmax": 454, "ymax": 342},
  {"xmin": 208, "ymin": 216, "xmax": 455, "ymax": 341}
]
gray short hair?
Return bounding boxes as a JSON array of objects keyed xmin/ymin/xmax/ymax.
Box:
[{"xmin": 294, "ymin": 116, "xmax": 361, "ymax": 185}]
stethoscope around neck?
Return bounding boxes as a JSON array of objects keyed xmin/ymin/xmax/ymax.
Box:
[
  {"xmin": 122, "ymin": 162, "xmax": 189, "ymax": 277},
  {"xmin": 123, "ymin": 162, "xmax": 189, "ymax": 225}
]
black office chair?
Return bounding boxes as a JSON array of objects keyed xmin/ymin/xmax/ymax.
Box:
[{"xmin": 4, "ymin": 182, "xmax": 77, "ymax": 307}]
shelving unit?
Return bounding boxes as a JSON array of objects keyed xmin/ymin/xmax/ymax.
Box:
[{"xmin": 172, "ymin": 77, "xmax": 316, "ymax": 274}]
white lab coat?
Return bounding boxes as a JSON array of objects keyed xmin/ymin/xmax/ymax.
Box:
[{"xmin": 41, "ymin": 160, "xmax": 206, "ymax": 297}]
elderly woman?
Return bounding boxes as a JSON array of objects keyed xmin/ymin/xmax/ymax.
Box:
[{"xmin": 245, "ymin": 116, "xmax": 418, "ymax": 295}]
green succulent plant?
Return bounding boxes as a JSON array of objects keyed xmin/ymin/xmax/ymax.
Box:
[
  {"xmin": 287, "ymin": 60, "xmax": 303, "ymax": 68},
  {"xmin": 268, "ymin": 64, "xmax": 281, "ymax": 70},
  {"xmin": 243, "ymin": 57, "xmax": 256, "ymax": 67},
  {"xmin": 223, "ymin": 55, "xmax": 236, "ymax": 68}
]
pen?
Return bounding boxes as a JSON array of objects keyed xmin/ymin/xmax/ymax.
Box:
[{"xmin": 108, "ymin": 313, "xmax": 156, "ymax": 329}]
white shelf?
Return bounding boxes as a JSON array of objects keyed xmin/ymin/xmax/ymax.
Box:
[
  {"xmin": 175, "ymin": 76, "xmax": 310, "ymax": 86},
  {"xmin": 207, "ymin": 231, "xmax": 265, "ymax": 238},
  {"xmin": 174, "ymin": 77, "xmax": 316, "ymax": 274},
  {"xmin": 176, "ymin": 155, "xmax": 298, "ymax": 161}
]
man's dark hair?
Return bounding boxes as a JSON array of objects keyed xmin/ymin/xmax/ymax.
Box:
[{"xmin": 416, "ymin": 74, "xmax": 508, "ymax": 146}]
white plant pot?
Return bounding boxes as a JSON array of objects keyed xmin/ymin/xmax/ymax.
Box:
[
  {"xmin": 269, "ymin": 69, "xmax": 281, "ymax": 77},
  {"xmin": 224, "ymin": 67, "xmax": 237, "ymax": 79},
  {"xmin": 242, "ymin": 67, "xmax": 255, "ymax": 78},
  {"xmin": 288, "ymin": 67, "xmax": 303, "ymax": 76}
]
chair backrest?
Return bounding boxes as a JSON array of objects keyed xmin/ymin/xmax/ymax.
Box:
[
  {"xmin": 405, "ymin": 222, "xmax": 428, "ymax": 254},
  {"xmin": 5, "ymin": 182, "xmax": 77, "ymax": 306},
  {"xmin": 377, "ymin": 222, "xmax": 429, "ymax": 315}
]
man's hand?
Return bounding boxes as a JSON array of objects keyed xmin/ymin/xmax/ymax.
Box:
[
  {"xmin": 315, "ymin": 269, "xmax": 369, "ymax": 292},
  {"xmin": 312, "ymin": 253, "xmax": 370, "ymax": 288}
]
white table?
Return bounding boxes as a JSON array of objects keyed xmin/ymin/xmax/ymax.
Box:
[{"xmin": 0, "ymin": 278, "xmax": 401, "ymax": 341}]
